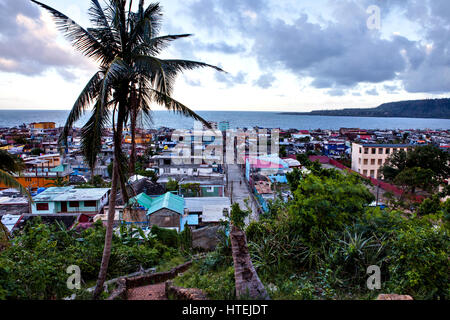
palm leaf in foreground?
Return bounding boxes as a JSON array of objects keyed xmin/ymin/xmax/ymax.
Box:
[{"xmin": 0, "ymin": 169, "xmax": 32, "ymax": 203}]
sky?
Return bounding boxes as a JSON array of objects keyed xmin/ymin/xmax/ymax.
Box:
[{"xmin": 0, "ymin": 0, "xmax": 449, "ymax": 112}]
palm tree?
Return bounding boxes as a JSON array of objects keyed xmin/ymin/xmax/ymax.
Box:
[
  {"xmin": 44, "ymin": 176, "xmax": 70, "ymax": 188},
  {"xmin": 0, "ymin": 150, "xmax": 32, "ymax": 202},
  {"xmin": 31, "ymin": 0, "xmax": 223, "ymax": 299}
]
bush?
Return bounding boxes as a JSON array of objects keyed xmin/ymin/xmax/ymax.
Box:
[
  {"xmin": 0, "ymin": 219, "xmax": 182, "ymax": 299},
  {"xmin": 151, "ymin": 225, "xmax": 179, "ymax": 248},
  {"xmin": 386, "ymin": 219, "xmax": 449, "ymax": 299}
]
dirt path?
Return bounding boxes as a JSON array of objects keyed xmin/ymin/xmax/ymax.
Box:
[{"xmin": 127, "ymin": 283, "xmax": 167, "ymax": 300}]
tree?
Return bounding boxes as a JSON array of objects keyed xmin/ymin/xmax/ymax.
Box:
[
  {"xmin": 45, "ymin": 176, "xmax": 70, "ymax": 188},
  {"xmin": 166, "ymin": 178, "xmax": 179, "ymax": 192},
  {"xmin": 394, "ymin": 167, "xmax": 437, "ymax": 195},
  {"xmin": 32, "ymin": 0, "xmax": 223, "ymax": 299},
  {"xmin": 381, "ymin": 145, "xmax": 449, "ymax": 196},
  {"xmin": 288, "ymin": 172, "xmax": 375, "ymax": 244},
  {"xmin": 0, "ymin": 150, "xmax": 31, "ymax": 202},
  {"xmin": 380, "ymin": 149, "xmax": 408, "ymax": 181}
]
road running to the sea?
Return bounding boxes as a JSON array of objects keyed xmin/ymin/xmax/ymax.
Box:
[{"xmin": 226, "ymin": 163, "xmax": 259, "ymax": 223}]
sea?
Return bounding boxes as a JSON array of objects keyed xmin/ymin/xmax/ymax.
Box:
[{"xmin": 0, "ymin": 109, "xmax": 449, "ymax": 130}]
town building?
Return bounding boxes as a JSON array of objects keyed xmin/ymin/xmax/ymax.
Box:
[
  {"xmin": 31, "ymin": 186, "xmax": 110, "ymax": 215},
  {"xmin": 351, "ymin": 143, "xmax": 411, "ymax": 178}
]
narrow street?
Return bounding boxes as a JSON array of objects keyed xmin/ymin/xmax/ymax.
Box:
[{"xmin": 227, "ymin": 163, "xmax": 259, "ymax": 223}]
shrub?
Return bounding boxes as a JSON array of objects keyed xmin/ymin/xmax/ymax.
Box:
[
  {"xmin": 151, "ymin": 225, "xmax": 179, "ymax": 248},
  {"xmin": 386, "ymin": 219, "xmax": 449, "ymax": 299}
]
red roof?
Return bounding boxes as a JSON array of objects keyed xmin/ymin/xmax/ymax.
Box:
[{"xmin": 308, "ymin": 155, "xmax": 330, "ymax": 164}]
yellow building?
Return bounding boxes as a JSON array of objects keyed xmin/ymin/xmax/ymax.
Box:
[
  {"xmin": 124, "ymin": 133, "xmax": 152, "ymax": 144},
  {"xmin": 29, "ymin": 122, "xmax": 56, "ymax": 130}
]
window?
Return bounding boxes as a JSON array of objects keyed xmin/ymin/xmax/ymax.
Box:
[
  {"xmin": 69, "ymin": 201, "xmax": 79, "ymax": 208},
  {"xmin": 359, "ymin": 147, "xmax": 362, "ymax": 154},
  {"xmin": 393, "ymin": 148, "xmax": 397, "ymax": 153},
  {"xmin": 370, "ymin": 170, "xmax": 375, "ymax": 178},
  {"xmin": 36, "ymin": 203, "xmax": 49, "ymax": 211},
  {"xmin": 84, "ymin": 201, "xmax": 97, "ymax": 207},
  {"xmin": 358, "ymin": 158, "xmax": 361, "ymax": 164},
  {"xmin": 371, "ymin": 148, "xmax": 376, "ymax": 154},
  {"xmin": 378, "ymin": 159, "xmax": 382, "ymax": 165},
  {"xmin": 363, "ymin": 170, "xmax": 368, "ymax": 176},
  {"xmin": 371, "ymin": 159, "xmax": 375, "ymax": 165},
  {"xmin": 364, "ymin": 148, "xmax": 369, "ymax": 154},
  {"xmin": 386, "ymin": 148, "xmax": 390, "ymax": 154},
  {"xmin": 378, "ymin": 148, "xmax": 383, "ymax": 154},
  {"xmin": 363, "ymin": 159, "xmax": 368, "ymax": 165}
]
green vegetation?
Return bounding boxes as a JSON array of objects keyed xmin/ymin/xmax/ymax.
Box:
[
  {"xmin": 175, "ymin": 163, "xmax": 449, "ymax": 300},
  {"xmin": 166, "ymin": 178, "xmax": 179, "ymax": 192},
  {"xmin": 381, "ymin": 145, "xmax": 450, "ymax": 196},
  {"xmin": 0, "ymin": 150, "xmax": 31, "ymax": 202},
  {"xmin": 0, "ymin": 219, "xmax": 183, "ymax": 299},
  {"xmin": 287, "ymin": 98, "xmax": 450, "ymax": 119}
]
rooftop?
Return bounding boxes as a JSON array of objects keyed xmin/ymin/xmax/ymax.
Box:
[{"xmin": 33, "ymin": 186, "xmax": 110, "ymax": 202}]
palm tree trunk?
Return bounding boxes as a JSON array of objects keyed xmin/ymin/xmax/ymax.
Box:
[
  {"xmin": 92, "ymin": 94, "xmax": 127, "ymax": 299},
  {"xmin": 92, "ymin": 158, "xmax": 118, "ymax": 299},
  {"xmin": 129, "ymin": 106, "xmax": 137, "ymax": 175}
]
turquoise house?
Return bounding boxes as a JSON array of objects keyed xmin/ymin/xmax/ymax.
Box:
[
  {"xmin": 31, "ymin": 186, "xmax": 110, "ymax": 214},
  {"xmin": 128, "ymin": 192, "xmax": 198, "ymax": 232}
]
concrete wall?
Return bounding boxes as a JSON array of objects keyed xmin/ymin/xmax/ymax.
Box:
[{"xmin": 352, "ymin": 143, "xmax": 409, "ymax": 178}]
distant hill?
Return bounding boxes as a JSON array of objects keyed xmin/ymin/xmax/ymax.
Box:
[{"xmin": 281, "ymin": 98, "xmax": 450, "ymax": 119}]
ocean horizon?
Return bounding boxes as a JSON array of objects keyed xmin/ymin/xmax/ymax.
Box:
[{"xmin": 0, "ymin": 109, "xmax": 449, "ymax": 130}]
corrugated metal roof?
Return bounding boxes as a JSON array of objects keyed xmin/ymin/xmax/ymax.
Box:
[
  {"xmin": 147, "ymin": 192, "xmax": 185, "ymax": 215},
  {"xmin": 33, "ymin": 186, "xmax": 110, "ymax": 202},
  {"xmin": 185, "ymin": 197, "xmax": 231, "ymax": 213},
  {"xmin": 129, "ymin": 193, "xmax": 153, "ymax": 209}
]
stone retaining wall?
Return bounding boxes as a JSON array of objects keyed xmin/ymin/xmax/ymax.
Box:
[
  {"xmin": 165, "ymin": 280, "xmax": 207, "ymax": 300},
  {"xmin": 107, "ymin": 261, "xmax": 193, "ymax": 300}
]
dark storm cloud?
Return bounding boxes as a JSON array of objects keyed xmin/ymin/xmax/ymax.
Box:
[
  {"xmin": 184, "ymin": 0, "xmax": 450, "ymax": 94},
  {"xmin": 0, "ymin": 0, "xmax": 88, "ymax": 78}
]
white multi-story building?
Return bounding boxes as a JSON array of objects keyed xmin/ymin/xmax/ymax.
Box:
[{"xmin": 351, "ymin": 143, "xmax": 411, "ymax": 178}]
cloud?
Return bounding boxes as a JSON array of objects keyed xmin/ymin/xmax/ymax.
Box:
[
  {"xmin": 253, "ymin": 73, "xmax": 276, "ymax": 89},
  {"xmin": 384, "ymin": 85, "xmax": 400, "ymax": 94},
  {"xmin": 215, "ymin": 71, "xmax": 247, "ymax": 87},
  {"xmin": 0, "ymin": 0, "xmax": 92, "ymax": 78},
  {"xmin": 185, "ymin": 77, "xmax": 202, "ymax": 87},
  {"xmin": 365, "ymin": 88, "xmax": 379, "ymax": 96},
  {"xmin": 184, "ymin": 0, "xmax": 450, "ymax": 94},
  {"xmin": 327, "ymin": 89, "xmax": 346, "ymax": 97}
]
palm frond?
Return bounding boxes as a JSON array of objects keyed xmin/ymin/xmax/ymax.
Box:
[
  {"xmin": 0, "ymin": 150, "xmax": 24, "ymax": 173},
  {"xmin": 99, "ymin": 57, "xmax": 130, "ymax": 107},
  {"xmin": 59, "ymin": 71, "xmax": 103, "ymax": 146},
  {"xmin": 150, "ymin": 89, "xmax": 211, "ymax": 128},
  {"xmin": 31, "ymin": 0, "xmax": 115, "ymax": 64},
  {"xmin": 161, "ymin": 59, "xmax": 225, "ymax": 73},
  {"xmin": 131, "ymin": 34, "xmax": 192, "ymax": 56},
  {"xmin": 0, "ymin": 169, "xmax": 32, "ymax": 203},
  {"xmin": 87, "ymin": 0, "xmax": 121, "ymax": 52},
  {"xmin": 128, "ymin": 2, "xmax": 163, "ymax": 45},
  {"xmin": 81, "ymin": 100, "xmax": 111, "ymax": 173}
]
